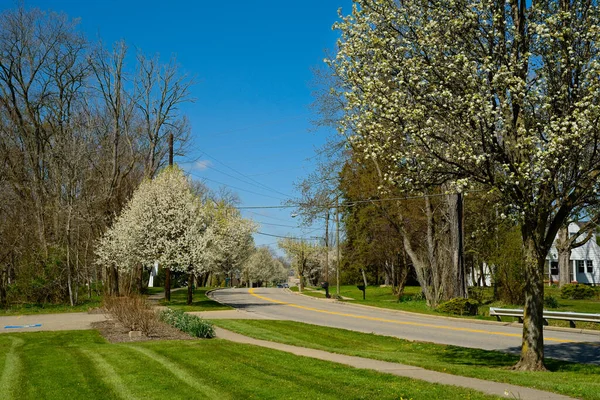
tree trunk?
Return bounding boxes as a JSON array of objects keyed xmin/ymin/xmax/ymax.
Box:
[
  {"xmin": 0, "ymin": 267, "xmax": 7, "ymax": 307},
  {"xmin": 187, "ymin": 272, "xmax": 194, "ymax": 305},
  {"xmin": 556, "ymin": 227, "xmax": 571, "ymax": 287},
  {"xmin": 165, "ymin": 267, "xmax": 171, "ymax": 301},
  {"xmin": 448, "ymin": 193, "xmax": 467, "ymax": 298},
  {"xmin": 513, "ymin": 235, "xmax": 546, "ymax": 371},
  {"xmin": 110, "ymin": 265, "xmax": 119, "ymax": 296}
]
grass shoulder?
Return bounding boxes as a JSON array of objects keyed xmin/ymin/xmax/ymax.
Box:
[{"xmin": 212, "ymin": 319, "xmax": 600, "ymax": 400}]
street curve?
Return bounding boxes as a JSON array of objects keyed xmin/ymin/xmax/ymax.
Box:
[{"xmin": 211, "ymin": 287, "xmax": 600, "ymax": 365}]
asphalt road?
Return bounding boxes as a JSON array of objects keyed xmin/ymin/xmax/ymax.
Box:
[{"xmin": 211, "ymin": 287, "xmax": 600, "ymax": 365}]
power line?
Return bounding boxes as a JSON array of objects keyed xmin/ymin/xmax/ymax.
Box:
[
  {"xmin": 197, "ymin": 150, "xmax": 294, "ymax": 198},
  {"xmin": 235, "ymin": 190, "xmax": 485, "ymax": 210},
  {"xmin": 256, "ymin": 231, "xmax": 321, "ymax": 241},
  {"xmin": 188, "ymin": 171, "xmax": 287, "ymax": 201}
]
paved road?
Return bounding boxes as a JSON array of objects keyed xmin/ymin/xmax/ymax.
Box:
[{"xmin": 211, "ymin": 287, "xmax": 600, "ymax": 365}]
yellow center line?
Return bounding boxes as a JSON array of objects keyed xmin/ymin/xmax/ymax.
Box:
[{"xmin": 248, "ymin": 288, "xmax": 573, "ymax": 344}]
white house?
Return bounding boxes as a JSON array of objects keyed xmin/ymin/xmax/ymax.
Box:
[{"xmin": 547, "ymin": 222, "xmax": 600, "ymax": 285}]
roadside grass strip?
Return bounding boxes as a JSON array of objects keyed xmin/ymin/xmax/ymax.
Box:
[
  {"xmin": 79, "ymin": 349, "xmax": 137, "ymax": 400},
  {"xmin": 0, "ymin": 337, "xmax": 23, "ymax": 400},
  {"xmin": 126, "ymin": 345, "xmax": 224, "ymax": 399},
  {"xmin": 213, "ymin": 319, "xmax": 600, "ymax": 400}
]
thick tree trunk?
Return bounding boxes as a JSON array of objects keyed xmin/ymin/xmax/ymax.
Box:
[
  {"xmin": 556, "ymin": 227, "xmax": 571, "ymax": 287},
  {"xmin": 187, "ymin": 272, "xmax": 194, "ymax": 305},
  {"xmin": 164, "ymin": 267, "xmax": 171, "ymax": 301},
  {"xmin": 513, "ymin": 236, "xmax": 546, "ymax": 371}
]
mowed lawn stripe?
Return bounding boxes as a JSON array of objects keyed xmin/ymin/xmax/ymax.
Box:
[
  {"xmin": 0, "ymin": 336, "xmax": 23, "ymax": 400},
  {"xmin": 80, "ymin": 349, "xmax": 138, "ymax": 400},
  {"xmin": 126, "ymin": 344, "xmax": 226, "ymax": 399}
]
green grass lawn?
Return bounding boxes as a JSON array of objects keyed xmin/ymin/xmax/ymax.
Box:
[
  {"xmin": 159, "ymin": 287, "xmax": 232, "ymax": 312},
  {"xmin": 0, "ymin": 297, "xmax": 101, "ymax": 316},
  {"xmin": 0, "ymin": 330, "xmax": 499, "ymax": 400},
  {"xmin": 293, "ymin": 285, "xmax": 600, "ymax": 329},
  {"xmin": 212, "ymin": 319, "xmax": 600, "ymax": 400}
]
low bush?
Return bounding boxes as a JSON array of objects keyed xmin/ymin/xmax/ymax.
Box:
[
  {"xmin": 436, "ymin": 298, "xmax": 478, "ymax": 316},
  {"xmin": 560, "ymin": 283, "xmax": 595, "ymax": 300},
  {"xmin": 544, "ymin": 295, "xmax": 559, "ymax": 309},
  {"xmin": 103, "ymin": 295, "xmax": 158, "ymax": 335},
  {"xmin": 159, "ymin": 308, "xmax": 215, "ymax": 338}
]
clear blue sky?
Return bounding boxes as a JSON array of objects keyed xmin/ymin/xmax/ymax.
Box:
[{"xmin": 4, "ymin": 0, "xmax": 352, "ymax": 252}]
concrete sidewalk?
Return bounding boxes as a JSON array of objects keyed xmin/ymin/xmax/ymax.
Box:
[{"xmin": 215, "ymin": 327, "xmax": 575, "ymax": 400}]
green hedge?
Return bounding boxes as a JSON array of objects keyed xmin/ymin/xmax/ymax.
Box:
[
  {"xmin": 560, "ymin": 283, "xmax": 596, "ymax": 300},
  {"xmin": 159, "ymin": 309, "xmax": 215, "ymax": 338},
  {"xmin": 436, "ymin": 298, "xmax": 478, "ymax": 315}
]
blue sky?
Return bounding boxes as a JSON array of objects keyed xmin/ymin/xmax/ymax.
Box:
[{"xmin": 5, "ymin": 0, "xmax": 352, "ymax": 253}]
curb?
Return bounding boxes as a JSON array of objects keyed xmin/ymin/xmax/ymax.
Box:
[{"xmin": 288, "ymin": 289, "xmax": 600, "ymax": 336}]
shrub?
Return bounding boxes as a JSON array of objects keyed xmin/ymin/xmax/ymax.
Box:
[
  {"xmin": 159, "ymin": 308, "xmax": 215, "ymax": 338},
  {"xmin": 544, "ymin": 295, "xmax": 559, "ymax": 309},
  {"xmin": 560, "ymin": 283, "xmax": 595, "ymax": 300},
  {"xmin": 436, "ymin": 298, "xmax": 478, "ymax": 316},
  {"xmin": 103, "ymin": 295, "xmax": 158, "ymax": 335}
]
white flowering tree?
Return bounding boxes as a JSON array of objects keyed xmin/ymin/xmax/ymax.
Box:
[
  {"xmin": 208, "ymin": 203, "xmax": 256, "ymax": 286},
  {"xmin": 243, "ymin": 247, "xmax": 287, "ymax": 287},
  {"xmin": 96, "ymin": 166, "xmax": 211, "ymax": 302},
  {"xmin": 278, "ymin": 238, "xmax": 320, "ymax": 291},
  {"xmin": 330, "ymin": 0, "xmax": 600, "ymax": 370}
]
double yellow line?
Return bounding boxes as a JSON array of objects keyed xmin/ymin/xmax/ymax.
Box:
[{"xmin": 249, "ymin": 288, "xmax": 573, "ymax": 344}]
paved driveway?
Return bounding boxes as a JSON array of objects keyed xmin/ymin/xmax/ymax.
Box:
[{"xmin": 0, "ymin": 312, "xmax": 106, "ymax": 333}]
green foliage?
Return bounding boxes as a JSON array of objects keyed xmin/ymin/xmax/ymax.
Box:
[
  {"xmin": 436, "ymin": 298, "xmax": 478, "ymax": 316},
  {"xmin": 560, "ymin": 284, "xmax": 595, "ymax": 300},
  {"xmin": 544, "ymin": 295, "xmax": 559, "ymax": 309},
  {"xmin": 489, "ymin": 227, "xmax": 526, "ymax": 305},
  {"xmin": 159, "ymin": 308, "xmax": 215, "ymax": 338}
]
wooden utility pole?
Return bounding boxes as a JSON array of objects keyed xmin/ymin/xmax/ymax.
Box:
[{"xmin": 164, "ymin": 133, "xmax": 174, "ymax": 302}]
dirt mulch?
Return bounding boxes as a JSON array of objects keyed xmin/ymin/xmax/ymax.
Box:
[{"xmin": 92, "ymin": 318, "xmax": 196, "ymax": 343}]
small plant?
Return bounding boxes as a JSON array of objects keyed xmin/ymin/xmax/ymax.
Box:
[
  {"xmin": 543, "ymin": 295, "xmax": 559, "ymax": 309},
  {"xmin": 560, "ymin": 283, "xmax": 595, "ymax": 300},
  {"xmin": 436, "ymin": 298, "xmax": 478, "ymax": 316},
  {"xmin": 103, "ymin": 295, "xmax": 158, "ymax": 335},
  {"xmin": 159, "ymin": 308, "xmax": 215, "ymax": 338}
]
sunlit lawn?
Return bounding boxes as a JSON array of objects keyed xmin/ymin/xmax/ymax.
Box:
[
  {"xmin": 0, "ymin": 330, "xmax": 498, "ymax": 400},
  {"xmin": 0, "ymin": 296, "xmax": 101, "ymax": 316},
  {"xmin": 214, "ymin": 319, "xmax": 600, "ymax": 400}
]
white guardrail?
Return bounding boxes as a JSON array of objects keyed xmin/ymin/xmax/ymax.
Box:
[{"xmin": 489, "ymin": 307, "xmax": 600, "ymax": 328}]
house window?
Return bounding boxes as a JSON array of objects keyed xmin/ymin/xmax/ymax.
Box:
[
  {"xmin": 550, "ymin": 261, "xmax": 559, "ymax": 275},
  {"xmin": 586, "ymin": 260, "xmax": 594, "ymax": 273},
  {"xmin": 576, "ymin": 260, "xmax": 585, "ymax": 273}
]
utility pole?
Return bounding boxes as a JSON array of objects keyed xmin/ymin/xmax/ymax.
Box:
[{"xmin": 164, "ymin": 133, "xmax": 174, "ymax": 302}]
